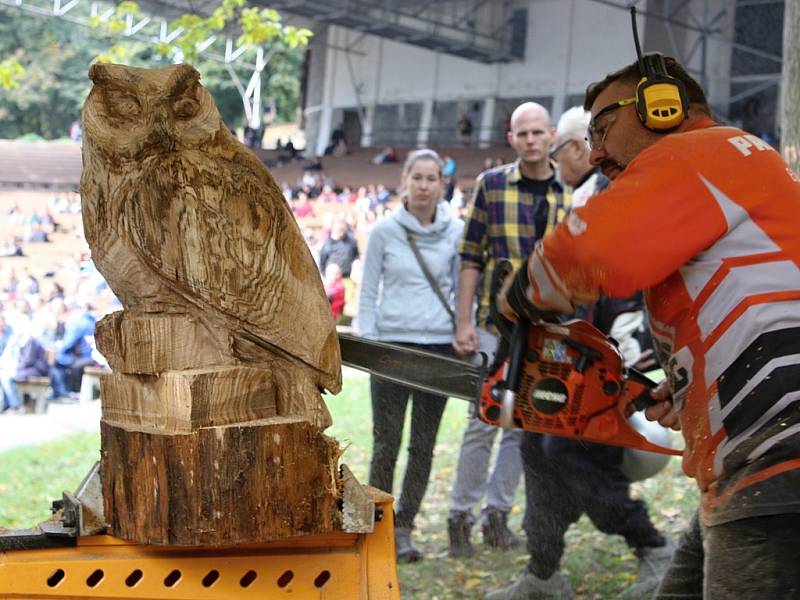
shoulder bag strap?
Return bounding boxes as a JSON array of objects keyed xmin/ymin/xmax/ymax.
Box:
[{"xmin": 401, "ymin": 226, "xmax": 456, "ymax": 327}]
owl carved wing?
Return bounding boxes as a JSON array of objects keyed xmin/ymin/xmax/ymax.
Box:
[{"xmin": 115, "ymin": 144, "xmax": 342, "ymax": 393}]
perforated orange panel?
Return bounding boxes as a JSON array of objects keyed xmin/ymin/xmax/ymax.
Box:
[{"xmin": 0, "ymin": 498, "xmax": 399, "ymax": 599}]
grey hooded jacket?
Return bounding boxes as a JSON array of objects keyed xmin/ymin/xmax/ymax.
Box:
[{"xmin": 357, "ymin": 202, "xmax": 464, "ymax": 344}]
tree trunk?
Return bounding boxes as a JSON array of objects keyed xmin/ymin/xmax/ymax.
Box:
[
  {"xmin": 782, "ymin": 0, "xmax": 800, "ymax": 175},
  {"xmin": 101, "ymin": 418, "xmax": 341, "ymax": 546}
]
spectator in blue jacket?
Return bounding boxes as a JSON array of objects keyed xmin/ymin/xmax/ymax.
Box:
[
  {"xmin": 50, "ymin": 301, "xmax": 98, "ymax": 400},
  {"xmin": 0, "ymin": 313, "xmax": 17, "ymax": 412}
]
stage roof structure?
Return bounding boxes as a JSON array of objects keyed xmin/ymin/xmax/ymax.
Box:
[{"xmin": 258, "ymin": 0, "xmax": 521, "ymax": 63}]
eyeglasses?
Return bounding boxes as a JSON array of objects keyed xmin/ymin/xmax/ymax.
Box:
[
  {"xmin": 585, "ymin": 97, "xmax": 637, "ymax": 150},
  {"xmin": 549, "ymin": 138, "xmax": 573, "ymax": 161}
]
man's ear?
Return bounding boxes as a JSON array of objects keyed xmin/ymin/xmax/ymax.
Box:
[{"xmin": 506, "ymin": 130, "xmax": 514, "ymax": 147}]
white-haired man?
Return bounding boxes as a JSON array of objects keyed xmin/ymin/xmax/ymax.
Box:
[{"xmin": 551, "ymin": 106, "xmax": 607, "ymax": 208}]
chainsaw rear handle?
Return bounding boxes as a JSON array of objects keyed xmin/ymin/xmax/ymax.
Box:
[
  {"xmin": 499, "ymin": 319, "xmax": 530, "ymax": 429},
  {"xmin": 489, "ymin": 259, "xmax": 515, "ymax": 341},
  {"xmin": 626, "ymin": 368, "xmax": 661, "ymax": 411},
  {"xmin": 488, "ymin": 260, "xmax": 532, "ymax": 429}
]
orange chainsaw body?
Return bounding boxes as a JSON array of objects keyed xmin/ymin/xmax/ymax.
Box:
[{"xmin": 478, "ymin": 320, "xmax": 681, "ymax": 456}]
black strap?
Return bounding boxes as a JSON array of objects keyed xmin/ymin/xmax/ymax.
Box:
[{"xmin": 401, "ymin": 226, "xmax": 456, "ymax": 328}]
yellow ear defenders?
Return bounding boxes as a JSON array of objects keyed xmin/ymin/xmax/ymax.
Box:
[{"xmin": 630, "ymin": 8, "xmax": 689, "ymax": 131}]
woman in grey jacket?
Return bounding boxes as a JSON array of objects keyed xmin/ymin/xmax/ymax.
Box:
[{"xmin": 357, "ymin": 149, "xmax": 464, "ymax": 562}]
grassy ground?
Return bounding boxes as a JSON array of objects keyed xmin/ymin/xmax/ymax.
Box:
[{"xmin": 0, "ymin": 369, "xmax": 699, "ymax": 598}]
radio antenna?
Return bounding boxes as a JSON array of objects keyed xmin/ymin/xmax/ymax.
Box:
[{"xmin": 630, "ymin": 6, "xmax": 645, "ymax": 73}]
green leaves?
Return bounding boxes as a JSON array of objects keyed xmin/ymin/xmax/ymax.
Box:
[
  {"xmin": 282, "ymin": 26, "xmax": 314, "ymax": 49},
  {"xmin": 82, "ymin": 0, "xmax": 312, "ymax": 64},
  {"xmin": 89, "ymin": 0, "xmax": 142, "ymax": 38},
  {"xmin": 93, "ymin": 44, "xmax": 129, "ymax": 64},
  {"xmin": 158, "ymin": 2, "xmax": 313, "ymax": 63},
  {"xmin": 0, "ymin": 57, "xmax": 25, "ymax": 91},
  {"xmin": 116, "ymin": 1, "xmax": 141, "ymax": 18}
]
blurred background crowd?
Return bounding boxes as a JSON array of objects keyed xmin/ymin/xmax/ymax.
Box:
[{"xmin": 0, "ymin": 152, "xmax": 503, "ymax": 414}]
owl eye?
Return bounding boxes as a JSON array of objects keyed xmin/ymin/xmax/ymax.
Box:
[
  {"xmin": 104, "ymin": 89, "xmax": 142, "ymax": 118},
  {"xmin": 173, "ymin": 97, "xmax": 200, "ymax": 120}
]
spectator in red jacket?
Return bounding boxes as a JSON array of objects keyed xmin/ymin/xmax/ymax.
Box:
[{"xmin": 323, "ymin": 263, "xmax": 345, "ymax": 321}]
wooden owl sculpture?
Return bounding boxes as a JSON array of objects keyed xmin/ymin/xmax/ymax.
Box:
[{"xmin": 81, "ymin": 64, "xmax": 341, "ymax": 426}]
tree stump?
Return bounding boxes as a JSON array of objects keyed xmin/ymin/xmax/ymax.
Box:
[{"xmin": 101, "ymin": 418, "xmax": 340, "ymax": 546}]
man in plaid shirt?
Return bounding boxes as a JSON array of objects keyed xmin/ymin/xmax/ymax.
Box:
[{"xmin": 448, "ymin": 101, "xmax": 570, "ymax": 556}]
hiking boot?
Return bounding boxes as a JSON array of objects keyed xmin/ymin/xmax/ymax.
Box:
[
  {"xmin": 448, "ymin": 512, "xmax": 474, "ymax": 558},
  {"xmin": 623, "ymin": 539, "xmax": 676, "ymax": 599},
  {"xmin": 482, "ymin": 509, "xmax": 522, "ymax": 550},
  {"xmin": 394, "ymin": 526, "xmax": 422, "ymax": 563},
  {"xmin": 485, "ymin": 570, "xmax": 574, "ymax": 600}
]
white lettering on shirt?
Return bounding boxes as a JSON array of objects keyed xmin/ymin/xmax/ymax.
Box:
[{"xmin": 728, "ymin": 134, "xmax": 774, "ymax": 157}]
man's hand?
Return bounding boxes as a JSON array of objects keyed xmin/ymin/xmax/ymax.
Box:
[
  {"xmin": 453, "ymin": 322, "xmax": 479, "ymax": 356},
  {"xmin": 644, "ymin": 380, "xmax": 681, "ymax": 431}
]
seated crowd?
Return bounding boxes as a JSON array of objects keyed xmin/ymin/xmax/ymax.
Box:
[
  {"xmin": 0, "ymin": 195, "xmax": 118, "ymax": 414},
  {"xmin": 0, "ymin": 154, "xmax": 479, "ymax": 413},
  {"xmin": 280, "ymin": 164, "xmax": 470, "ymax": 324}
]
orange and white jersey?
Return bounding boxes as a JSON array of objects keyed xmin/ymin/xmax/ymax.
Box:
[{"xmin": 526, "ymin": 117, "xmax": 800, "ymax": 525}]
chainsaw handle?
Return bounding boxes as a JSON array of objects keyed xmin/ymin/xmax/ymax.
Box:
[
  {"xmin": 489, "ymin": 259, "xmax": 515, "ymax": 341},
  {"xmin": 626, "ymin": 368, "xmax": 660, "ymax": 411},
  {"xmin": 499, "ymin": 319, "xmax": 529, "ymax": 429}
]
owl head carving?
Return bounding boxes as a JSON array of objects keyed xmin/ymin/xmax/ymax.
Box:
[{"xmin": 83, "ymin": 63, "xmax": 221, "ymax": 161}]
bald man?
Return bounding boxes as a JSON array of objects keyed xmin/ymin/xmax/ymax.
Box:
[{"xmin": 448, "ymin": 102, "xmax": 570, "ymax": 557}]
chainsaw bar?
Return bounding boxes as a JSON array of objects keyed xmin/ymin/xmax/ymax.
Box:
[{"xmin": 338, "ymin": 333, "xmax": 485, "ymax": 404}]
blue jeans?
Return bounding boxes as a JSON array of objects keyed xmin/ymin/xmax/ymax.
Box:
[
  {"xmin": 0, "ymin": 375, "xmax": 21, "ymax": 410},
  {"xmin": 50, "ymin": 364, "xmax": 70, "ymax": 398},
  {"xmin": 50, "ymin": 357, "xmax": 96, "ymax": 398}
]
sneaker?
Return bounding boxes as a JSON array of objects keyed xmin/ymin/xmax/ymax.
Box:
[
  {"xmin": 448, "ymin": 512, "xmax": 474, "ymax": 558},
  {"xmin": 485, "ymin": 571, "xmax": 574, "ymax": 600},
  {"xmin": 482, "ymin": 509, "xmax": 522, "ymax": 550},
  {"xmin": 623, "ymin": 539, "xmax": 676, "ymax": 599},
  {"xmin": 394, "ymin": 526, "xmax": 422, "ymax": 563}
]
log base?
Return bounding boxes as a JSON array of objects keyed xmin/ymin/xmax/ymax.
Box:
[{"xmin": 101, "ymin": 418, "xmax": 341, "ymax": 546}]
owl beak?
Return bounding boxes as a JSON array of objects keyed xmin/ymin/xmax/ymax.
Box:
[{"xmin": 138, "ymin": 113, "xmax": 175, "ymax": 154}]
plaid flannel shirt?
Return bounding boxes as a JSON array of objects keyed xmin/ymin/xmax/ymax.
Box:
[{"xmin": 459, "ymin": 159, "xmax": 570, "ymax": 328}]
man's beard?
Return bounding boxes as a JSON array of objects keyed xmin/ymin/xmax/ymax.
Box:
[{"xmin": 600, "ymin": 158, "xmax": 626, "ymax": 179}]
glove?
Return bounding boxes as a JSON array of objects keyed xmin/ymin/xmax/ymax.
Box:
[{"xmin": 507, "ymin": 265, "xmax": 559, "ymax": 323}]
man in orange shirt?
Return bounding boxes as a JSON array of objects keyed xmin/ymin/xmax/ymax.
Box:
[{"xmin": 493, "ymin": 57, "xmax": 800, "ymax": 599}]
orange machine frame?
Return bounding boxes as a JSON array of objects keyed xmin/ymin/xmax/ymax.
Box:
[{"xmin": 0, "ymin": 496, "xmax": 399, "ymax": 599}]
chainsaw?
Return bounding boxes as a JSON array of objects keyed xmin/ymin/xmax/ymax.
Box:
[
  {"xmin": 338, "ymin": 263, "xmax": 680, "ymax": 457},
  {"xmin": 338, "ymin": 319, "xmax": 679, "ymax": 456}
]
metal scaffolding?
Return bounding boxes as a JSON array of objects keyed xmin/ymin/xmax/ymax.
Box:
[
  {"xmin": 260, "ymin": 0, "xmax": 518, "ymax": 63},
  {"xmin": 583, "ymin": 0, "xmax": 784, "ymax": 119}
]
